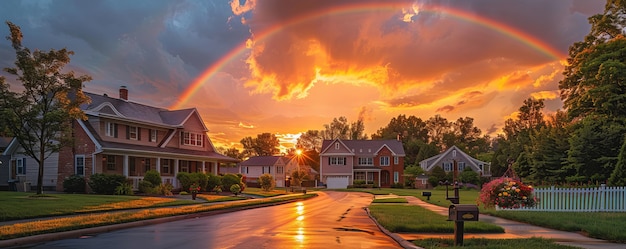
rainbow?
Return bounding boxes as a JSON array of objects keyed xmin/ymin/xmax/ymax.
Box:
[{"xmin": 169, "ymin": 3, "xmax": 566, "ymax": 109}]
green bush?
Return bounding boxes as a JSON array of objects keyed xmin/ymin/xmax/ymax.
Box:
[
  {"xmin": 222, "ymin": 173, "xmax": 243, "ymax": 192},
  {"xmin": 176, "ymin": 172, "xmax": 208, "ymax": 191},
  {"xmin": 143, "ymin": 170, "xmax": 162, "ymax": 186},
  {"xmin": 115, "ymin": 182, "xmax": 134, "ymax": 195},
  {"xmin": 138, "ymin": 180, "xmax": 155, "ymax": 194},
  {"xmin": 258, "ymin": 173, "xmax": 275, "ymax": 191},
  {"xmin": 63, "ymin": 175, "xmax": 86, "ymax": 193},
  {"xmin": 390, "ymin": 182, "xmax": 404, "ymax": 188},
  {"xmin": 230, "ymin": 184, "xmax": 241, "ymax": 195},
  {"xmin": 89, "ymin": 173, "xmax": 127, "ymax": 194},
  {"xmin": 156, "ymin": 183, "xmax": 173, "ymax": 196},
  {"xmin": 176, "ymin": 172, "xmax": 192, "ymax": 191},
  {"xmin": 207, "ymin": 173, "xmax": 222, "ymax": 192}
]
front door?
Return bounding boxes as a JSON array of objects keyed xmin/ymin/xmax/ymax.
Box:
[{"xmin": 381, "ymin": 170, "xmax": 389, "ymax": 186}]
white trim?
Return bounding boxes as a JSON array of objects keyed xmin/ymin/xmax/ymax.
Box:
[
  {"xmin": 89, "ymin": 102, "xmax": 126, "ymax": 117},
  {"xmin": 179, "ymin": 108, "xmax": 209, "ymax": 132},
  {"xmin": 161, "ymin": 129, "xmax": 177, "ymax": 148},
  {"xmin": 77, "ymin": 119, "xmax": 102, "ymax": 149}
]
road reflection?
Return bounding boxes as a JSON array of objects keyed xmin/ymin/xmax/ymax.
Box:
[{"xmin": 294, "ymin": 202, "xmax": 305, "ymax": 245}]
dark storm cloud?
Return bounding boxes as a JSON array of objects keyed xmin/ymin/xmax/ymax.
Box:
[{"xmin": 0, "ymin": 0, "xmax": 249, "ymax": 106}]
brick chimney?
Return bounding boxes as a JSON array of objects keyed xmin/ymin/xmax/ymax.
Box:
[{"xmin": 119, "ymin": 86, "xmax": 128, "ymax": 100}]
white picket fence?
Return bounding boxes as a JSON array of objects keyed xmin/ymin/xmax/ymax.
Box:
[{"xmin": 497, "ymin": 185, "xmax": 626, "ymax": 212}]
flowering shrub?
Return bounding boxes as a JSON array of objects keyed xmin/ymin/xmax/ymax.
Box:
[
  {"xmin": 478, "ymin": 178, "xmax": 537, "ymax": 209},
  {"xmin": 189, "ymin": 183, "xmax": 201, "ymax": 193}
]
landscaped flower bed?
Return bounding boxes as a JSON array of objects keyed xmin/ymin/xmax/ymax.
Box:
[{"xmin": 478, "ymin": 178, "xmax": 536, "ymax": 209}]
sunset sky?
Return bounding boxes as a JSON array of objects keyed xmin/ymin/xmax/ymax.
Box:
[{"xmin": 0, "ymin": 0, "xmax": 606, "ymax": 152}]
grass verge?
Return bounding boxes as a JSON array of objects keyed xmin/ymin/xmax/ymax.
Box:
[
  {"xmin": 369, "ymin": 204, "xmax": 504, "ymax": 233},
  {"xmin": 413, "ymin": 238, "xmax": 578, "ymax": 249},
  {"xmin": 342, "ymin": 187, "xmax": 626, "ymax": 243},
  {"xmin": 372, "ymin": 198, "xmax": 408, "ymax": 203},
  {"xmin": 0, "ymin": 193, "xmax": 316, "ymax": 240},
  {"xmin": 0, "ymin": 192, "xmax": 195, "ymax": 221}
]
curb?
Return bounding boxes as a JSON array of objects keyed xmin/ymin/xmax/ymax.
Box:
[{"xmin": 364, "ymin": 207, "xmax": 423, "ymax": 249}]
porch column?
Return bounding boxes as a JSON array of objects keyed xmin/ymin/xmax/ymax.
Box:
[
  {"xmin": 213, "ymin": 162, "xmax": 218, "ymax": 175},
  {"xmin": 174, "ymin": 159, "xmax": 179, "ymax": 188},
  {"xmin": 378, "ymin": 172, "xmax": 381, "ymax": 187},
  {"xmin": 156, "ymin": 157, "xmax": 161, "ymax": 173},
  {"xmin": 202, "ymin": 161, "xmax": 206, "ymax": 173},
  {"xmin": 123, "ymin": 155, "xmax": 129, "ymax": 177}
]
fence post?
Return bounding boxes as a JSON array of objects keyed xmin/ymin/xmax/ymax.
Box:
[{"xmin": 599, "ymin": 184, "xmax": 606, "ymax": 212}]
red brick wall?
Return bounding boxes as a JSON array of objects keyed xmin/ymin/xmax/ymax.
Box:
[{"xmin": 56, "ymin": 121, "xmax": 97, "ymax": 191}]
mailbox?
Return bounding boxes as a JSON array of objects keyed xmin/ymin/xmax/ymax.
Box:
[{"xmin": 448, "ymin": 204, "xmax": 479, "ymax": 221}]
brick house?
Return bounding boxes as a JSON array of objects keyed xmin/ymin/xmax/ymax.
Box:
[
  {"xmin": 3, "ymin": 86, "xmax": 238, "ymax": 191},
  {"xmin": 319, "ymin": 139, "xmax": 405, "ymax": 189}
]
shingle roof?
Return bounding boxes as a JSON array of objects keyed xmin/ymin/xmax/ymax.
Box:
[
  {"xmin": 321, "ymin": 139, "xmax": 405, "ymax": 156},
  {"xmin": 83, "ymin": 92, "xmax": 196, "ymax": 127}
]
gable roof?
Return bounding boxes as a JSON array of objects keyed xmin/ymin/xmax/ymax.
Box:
[
  {"xmin": 420, "ymin": 145, "xmax": 488, "ymax": 172},
  {"xmin": 320, "ymin": 139, "xmax": 405, "ymax": 156},
  {"xmin": 240, "ymin": 156, "xmax": 286, "ymax": 166},
  {"xmin": 82, "ymin": 92, "xmax": 207, "ymax": 130}
]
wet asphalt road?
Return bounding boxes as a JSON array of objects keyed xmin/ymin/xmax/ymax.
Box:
[{"xmin": 19, "ymin": 191, "xmax": 401, "ymax": 249}]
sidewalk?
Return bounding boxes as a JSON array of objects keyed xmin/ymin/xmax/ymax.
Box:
[{"xmin": 384, "ymin": 195, "xmax": 626, "ymax": 249}]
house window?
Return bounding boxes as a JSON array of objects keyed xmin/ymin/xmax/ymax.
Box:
[
  {"xmin": 15, "ymin": 158, "xmax": 26, "ymax": 175},
  {"xmin": 242, "ymin": 166, "xmax": 249, "ymax": 174},
  {"xmin": 367, "ymin": 172, "xmax": 374, "ymax": 183},
  {"xmin": 354, "ymin": 172, "xmax": 365, "ymax": 181},
  {"xmin": 329, "ymin": 157, "xmax": 346, "ymax": 165},
  {"xmin": 358, "ymin": 157, "xmax": 373, "ymax": 166},
  {"xmin": 128, "ymin": 126, "xmax": 138, "ymax": 140},
  {"xmin": 394, "ymin": 156, "xmax": 399, "ymax": 165},
  {"xmin": 180, "ymin": 160, "xmax": 189, "ymax": 173},
  {"xmin": 277, "ymin": 166, "xmax": 283, "ymax": 174},
  {"xmin": 75, "ymin": 155, "xmax": 85, "ymax": 176},
  {"xmin": 262, "ymin": 166, "xmax": 271, "ymax": 174},
  {"xmin": 335, "ymin": 142, "xmax": 339, "ymax": 149},
  {"xmin": 106, "ymin": 155, "xmax": 116, "ymax": 170},
  {"xmin": 144, "ymin": 158, "xmax": 151, "ymax": 172},
  {"xmin": 458, "ymin": 162, "xmax": 465, "ymax": 172},
  {"xmin": 181, "ymin": 131, "xmax": 203, "ymax": 147},
  {"xmin": 149, "ymin": 129, "xmax": 157, "ymax": 142},
  {"xmin": 394, "ymin": 171, "xmax": 399, "ymax": 183},
  {"xmin": 161, "ymin": 159, "xmax": 171, "ymax": 174},
  {"xmin": 443, "ymin": 162, "xmax": 452, "ymax": 172},
  {"xmin": 105, "ymin": 122, "xmax": 117, "ymax": 137},
  {"xmin": 380, "ymin": 156, "xmax": 390, "ymax": 166}
]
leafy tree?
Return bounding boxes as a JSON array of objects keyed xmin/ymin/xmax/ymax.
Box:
[
  {"xmin": 609, "ymin": 135, "xmax": 626, "ymax": 186},
  {"xmin": 403, "ymin": 165, "xmax": 424, "ymax": 187},
  {"xmin": 426, "ymin": 115, "xmax": 451, "ymax": 150},
  {"xmin": 240, "ymin": 133, "xmax": 280, "ymax": 157},
  {"xmin": 458, "ymin": 167, "xmax": 479, "ymax": 185},
  {"xmin": 371, "ymin": 114, "xmax": 429, "ymax": 142},
  {"xmin": 291, "ymin": 167, "xmax": 310, "ymax": 187},
  {"xmin": 296, "ymin": 130, "xmax": 323, "ymax": 152},
  {"xmin": 258, "ymin": 173, "xmax": 275, "ymax": 191},
  {"xmin": 321, "ymin": 116, "xmax": 350, "ymax": 140},
  {"xmin": 0, "ymin": 22, "xmax": 91, "ymax": 194}
]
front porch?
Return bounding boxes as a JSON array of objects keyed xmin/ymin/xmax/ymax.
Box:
[
  {"xmin": 97, "ymin": 154, "xmax": 225, "ymax": 190},
  {"xmin": 353, "ymin": 168, "xmax": 393, "ymax": 188}
]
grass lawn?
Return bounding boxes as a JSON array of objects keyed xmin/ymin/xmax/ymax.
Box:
[
  {"xmin": 242, "ymin": 187, "xmax": 288, "ymax": 197},
  {"xmin": 413, "ymin": 237, "xmax": 578, "ymax": 249},
  {"xmin": 369, "ymin": 204, "xmax": 504, "ymax": 233},
  {"xmin": 341, "ymin": 187, "xmax": 626, "ymax": 243},
  {"xmin": 0, "ymin": 192, "xmax": 195, "ymax": 221},
  {"xmin": 372, "ymin": 198, "xmax": 408, "ymax": 203},
  {"xmin": 0, "ymin": 193, "xmax": 317, "ymax": 240}
]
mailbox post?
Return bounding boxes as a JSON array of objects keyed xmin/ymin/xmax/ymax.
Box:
[{"xmin": 444, "ymin": 181, "xmax": 479, "ymax": 246}]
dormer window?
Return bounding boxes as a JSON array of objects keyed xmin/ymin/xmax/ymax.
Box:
[
  {"xmin": 181, "ymin": 131, "xmax": 203, "ymax": 147},
  {"xmin": 335, "ymin": 142, "xmax": 339, "ymax": 149}
]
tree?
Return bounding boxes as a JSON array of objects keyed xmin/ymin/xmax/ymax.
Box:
[
  {"xmin": 426, "ymin": 115, "xmax": 451, "ymax": 150},
  {"xmin": 321, "ymin": 116, "xmax": 350, "ymax": 140},
  {"xmin": 458, "ymin": 167, "xmax": 479, "ymax": 185},
  {"xmin": 0, "ymin": 22, "xmax": 91, "ymax": 195},
  {"xmin": 258, "ymin": 173, "xmax": 275, "ymax": 191},
  {"xmin": 240, "ymin": 133, "xmax": 280, "ymax": 157},
  {"xmin": 296, "ymin": 130, "xmax": 323, "ymax": 152},
  {"xmin": 609, "ymin": 135, "xmax": 626, "ymax": 186},
  {"xmin": 403, "ymin": 165, "xmax": 424, "ymax": 187}
]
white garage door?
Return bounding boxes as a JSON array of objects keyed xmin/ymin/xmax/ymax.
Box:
[{"xmin": 326, "ymin": 176, "xmax": 350, "ymax": 189}]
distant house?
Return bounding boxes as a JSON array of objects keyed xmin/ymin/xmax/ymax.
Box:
[
  {"xmin": 0, "ymin": 137, "xmax": 12, "ymax": 190},
  {"xmin": 240, "ymin": 156, "xmax": 297, "ymax": 187},
  {"xmin": 319, "ymin": 139, "xmax": 405, "ymax": 189},
  {"xmin": 419, "ymin": 145, "xmax": 491, "ymax": 178},
  {"xmin": 2, "ymin": 86, "xmax": 239, "ymax": 191}
]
